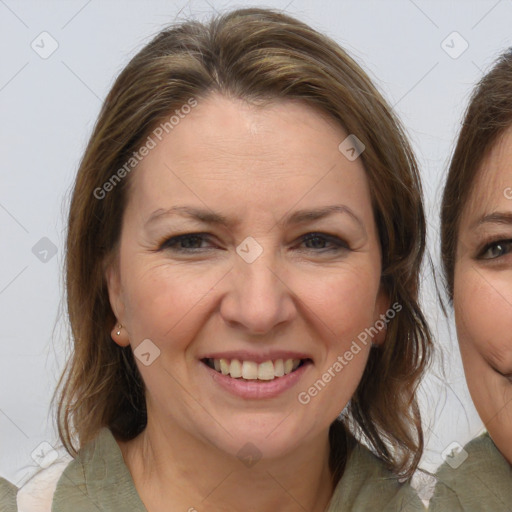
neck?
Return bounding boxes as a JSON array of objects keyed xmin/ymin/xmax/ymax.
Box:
[{"xmin": 117, "ymin": 419, "xmax": 337, "ymax": 512}]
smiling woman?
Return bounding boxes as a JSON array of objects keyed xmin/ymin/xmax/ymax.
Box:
[
  {"xmin": 430, "ymin": 48, "xmax": 512, "ymax": 511},
  {"xmin": 0, "ymin": 7, "xmax": 432, "ymax": 512}
]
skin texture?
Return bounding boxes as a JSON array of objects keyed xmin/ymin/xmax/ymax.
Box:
[
  {"xmin": 106, "ymin": 93, "xmax": 389, "ymax": 511},
  {"xmin": 454, "ymin": 126, "xmax": 512, "ymax": 466}
]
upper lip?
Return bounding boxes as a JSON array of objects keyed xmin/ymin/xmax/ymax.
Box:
[{"xmin": 199, "ymin": 350, "xmax": 313, "ymax": 364}]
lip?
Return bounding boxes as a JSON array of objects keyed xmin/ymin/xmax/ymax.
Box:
[
  {"xmin": 198, "ymin": 350, "xmax": 313, "ymax": 364},
  {"xmin": 201, "ymin": 359, "xmax": 313, "ymax": 399}
]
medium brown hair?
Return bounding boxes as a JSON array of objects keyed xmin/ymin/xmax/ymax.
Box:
[
  {"xmin": 56, "ymin": 7, "xmax": 432, "ymax": 482},
  {"xmin": 441, "ymin": 48, "xmax": 512, "ymax": 299}
]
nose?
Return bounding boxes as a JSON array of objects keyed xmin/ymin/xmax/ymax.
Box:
[{"xmin": 219, "ymin": 251, "xmax": 297, "ymax": 336}]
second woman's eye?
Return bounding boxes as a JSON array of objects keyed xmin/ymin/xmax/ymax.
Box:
[{"xmin": 478, "ymin": 239, "xmax": 512, "ymax": 260}]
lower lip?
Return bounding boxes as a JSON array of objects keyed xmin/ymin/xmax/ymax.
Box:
[{"xmin": 202, "ymin": 361, "xmax": 312, "ymax": 399}]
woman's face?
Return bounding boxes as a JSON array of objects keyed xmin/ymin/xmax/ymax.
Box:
[
  {"xmin": 106, "ymin": 94, "xmax": 388, "ymax": 460},
  {"xmin": 454, "ymin": 126, "xmax": 512, "ymax": 464}
]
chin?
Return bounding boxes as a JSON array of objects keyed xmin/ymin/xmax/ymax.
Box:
[{"xmin": 200, "ymin": 417, "xmax": 310, "ymax": 462}]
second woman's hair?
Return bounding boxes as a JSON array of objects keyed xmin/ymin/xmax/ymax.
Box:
[{"xmin": 441, "ymin": 48, "xmax": 512, "ymax": 299}]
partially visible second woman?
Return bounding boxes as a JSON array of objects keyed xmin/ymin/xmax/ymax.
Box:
[{"xmin": 431, "ymin": 48, "xmax": 512, "ymax": 511}]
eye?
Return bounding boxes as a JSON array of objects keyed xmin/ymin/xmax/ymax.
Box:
[
  {"xmin": 478, "ymin": 239, "xmax": 512, "ymax": 260},
  {"xmin": 156, "ymin": 232, "xmax": 349, "ymax": 254},
  {"xmin": 158, "ymin": 233, "xmax": 214, "ymax": 252},
  {"xmin": 298, "ymin": 232, "xmax": 349, "ymax": 252}
]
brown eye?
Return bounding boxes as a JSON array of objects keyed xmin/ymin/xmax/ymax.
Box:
[
  {"xmin": 479, "ymin": 240, "xmax": 512, "ymax": 260},
  {"xmin": 159, "ymin": 233, "xmax": 213, "ymax": 251},
  {"xmin": 300, "ymin": 233, "xmax": 349, "ymax": 252}
]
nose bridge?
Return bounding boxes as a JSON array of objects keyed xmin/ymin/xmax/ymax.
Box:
[
  {"xmin": 239, "ymin": 249, "xmax": 280, "ymax": 299},
  {"xmin": 222, "ymin": 241, "xmax": 294, "ymax": 334}
]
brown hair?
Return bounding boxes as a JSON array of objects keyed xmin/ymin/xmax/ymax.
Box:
[
  {"xmin": 441, "ymin": 48, "xmax": 512, "ymax": 299},
  {"xmin": 56, "ymin": 7, "xmax": 432, "ymax": 482}
]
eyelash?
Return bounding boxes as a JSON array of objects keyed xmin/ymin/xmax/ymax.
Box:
[
  {"xmin": 477, "ymin": 238, "xmax": 512, "ymax": 260},
  {"xmin": 157, "ymin": 232, "xmax": 349, "ymax": 253}
]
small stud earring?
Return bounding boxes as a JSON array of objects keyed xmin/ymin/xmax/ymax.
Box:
[{"xmin": 116, "ymin": 324, "xmax": 122, "ymax": 336}]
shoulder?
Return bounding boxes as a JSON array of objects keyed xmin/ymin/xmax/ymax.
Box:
[
  {"xmin": 327, "ymin": 441, "xmax": 425, "ymax": 511},
  {"xmin": 50, "ymin": 427, "xmax": 147, "ymax": 511},
  {"xmin": 430, "ymin": 432, "xmax": 512, "ymax": 511},
  {"xmin": 3, "ymin": 427, "xmax": 126, "ymax": 512},
  {"xmin": 0, "ymin": 477, "xmax": 18, "ymax": 511},
  {"xmin": 0, "ymin": 453, "xmax": 73, "ymax": 512},
  {"xmin": 49, "ymin": 427, "xmax": 119, "ymax": 504},
  {"xmin": 16, "ymin": 456, "xmax": 72, "ymax": 512},
  {"xmin": 461, "ymin": 430, "xmax": 508, "ymax": 460}
]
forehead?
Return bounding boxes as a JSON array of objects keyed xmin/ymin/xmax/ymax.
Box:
[
  {"xmin": 462, "ymin": 127, "xmax": 512, "ymax": 222},
  {"xmin": 140, "ymin": 94, "xmax": 348, "ymax": 168},
  {"xmin": 126, "ymin": 94, "xmax": 372, "ymax": 219}
]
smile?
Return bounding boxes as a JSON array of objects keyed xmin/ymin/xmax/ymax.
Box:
[{"xmin": 203, "ymin": 357, "xmax": 310, "ymax": 381}]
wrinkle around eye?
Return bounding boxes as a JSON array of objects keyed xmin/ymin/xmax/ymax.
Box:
[{"xmin": 482, "ymin": 341, "xmax": 512, "ymax": 377}]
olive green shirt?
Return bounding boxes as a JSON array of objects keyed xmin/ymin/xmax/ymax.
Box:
[
  {"xmin": 0, "ymin": 427, "xmax": 424, "ymax": 511},
  {"xmin": 0, "ymin": 477, "xmax": 17, "ymax": 511},
  {"xmin": 429, "ymin": 432, "xmax": 512, "ymax": 511}
]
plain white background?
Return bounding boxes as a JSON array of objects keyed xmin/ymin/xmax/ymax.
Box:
[{"xmin": 1, "ymin": 0, "xmax": 511, "ymax": 490}]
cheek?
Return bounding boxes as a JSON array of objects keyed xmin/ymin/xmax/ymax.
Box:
[
  {"xmin": 121, "ymin": 249, "xmax": 382, "ymax": 363},
  {"xmin": 331, "ymin": 277, "xmax": 378, "ymax": 325},
  {"xmin": 121, "ymin": 261, "xmax": 221, "ymax": 345},
  {"xmin": 292, "ymin": 266, "xmax": 382, "ymax": 348},
  {"xmin": 454, "ymin": 267, "xmax": 512, "ymax": 445},
  {"xmin": 454, "ymin": 269, "xmax": 512, "ymax": 367}
]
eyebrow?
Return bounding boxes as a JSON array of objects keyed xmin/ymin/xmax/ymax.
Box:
[
  {"xmin": 144, "ymin": 204, "xmax": 364, "ymax": 230},
  {"xmin": 471, "ymin": 211, "xmax": 512, "ymax": 229}
]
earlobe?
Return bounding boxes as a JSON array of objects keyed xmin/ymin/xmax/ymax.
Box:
[{"xmin": 110, "ymin": 322, "xmax": 130, "ymax": 347}]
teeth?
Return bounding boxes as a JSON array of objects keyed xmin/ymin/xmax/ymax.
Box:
[
  {"xmin": 242, "ymin": 361, "xmax": 258, "ymax": 380},
  {"xmin": 258, "ymin": 361, "xmax": 275, "ymax": 380},
  {"xmin": 208, "ymin": 357, "xmax": 304, "ymax": 380},
  {"xmin": 230, "ymin": 359, "xmax": 242, "ymax": 378},
  {"xmin": 220, "ymin": 358, "xmax": 230, "ymax": 375},
  {"xmin": 274, "ymin": 359, "xmax": 285, "ymax": 377}
]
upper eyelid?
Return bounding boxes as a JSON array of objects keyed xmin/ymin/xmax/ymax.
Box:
[{"xmin": 475, "ymin": 233, "xmax": 512, "ymax": 245}]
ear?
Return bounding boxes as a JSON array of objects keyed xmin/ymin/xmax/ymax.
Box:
[
  {"xmin": 372, "ymin": 284, "xmax": 391, "ymax": 346},
  {"xmin": 104, "ymin": 259, "xmax": 130, "ymax": 347}
]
